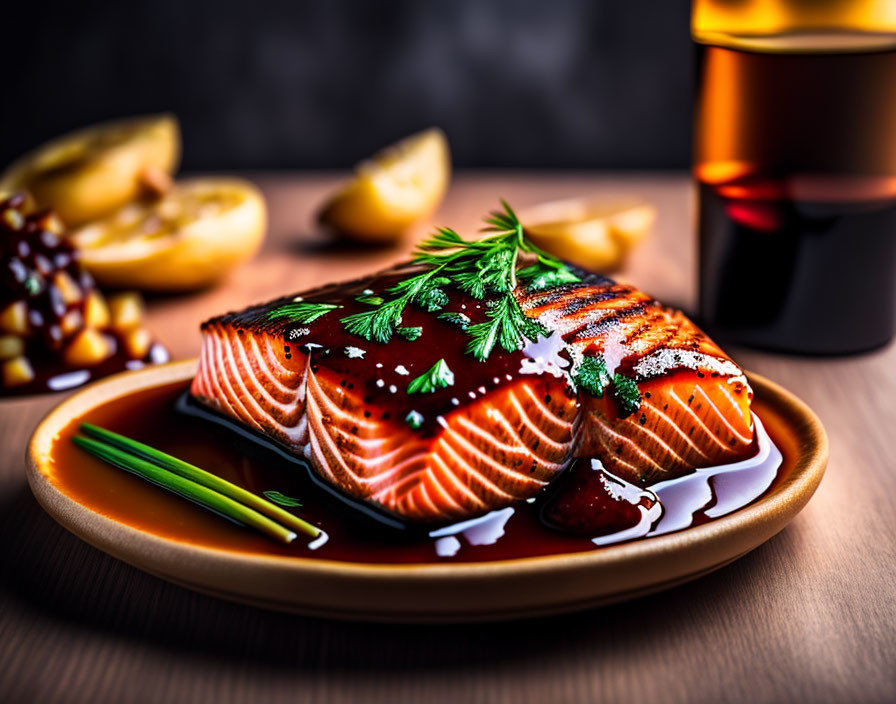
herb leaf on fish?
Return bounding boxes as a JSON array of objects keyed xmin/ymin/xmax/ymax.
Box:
[
  {"xmin": 267, "ymin": 301, "xmax": 341, "ymax": 325},
  {"xmin": 407, "ymin": 358, "xmax": 455, "ymax": 394},
  {"xmin": 438, "ymin": 312, "xmax": 471, "ymax": 330},
  {"xmin": 355, "ymin": 294, "xmax": 384, "ymax": 306},
  {"xmin": 572, "ymin": 355, "xmax": 612, "ymax": 398},
  {"xmin": 466, "ymin": 293, "xmax": 547, "ymax": 362},
  {"xmin": 612, "ymin": 373, "xmax": 642, "ymax": 415}
]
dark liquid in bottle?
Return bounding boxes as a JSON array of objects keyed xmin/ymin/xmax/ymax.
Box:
[{"xmin": 695, "ymin": 36, "xmax": 896, "ymax": 354}]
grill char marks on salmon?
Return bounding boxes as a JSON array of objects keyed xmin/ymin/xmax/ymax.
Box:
[
  {"xmin": 518, "ymin": 283, "xmax": 754, "ymax": 485},
  {"xmin": 191, "ymin": 268, "xmax": 755, "ymax": 523}
]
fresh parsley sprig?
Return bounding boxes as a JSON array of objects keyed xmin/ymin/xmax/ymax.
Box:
[
  {"xmin": 268, "ymin": 201, "xmax": 580, "ymax": 361},
  {"xmin": 343, "ymin": 201, "xmax": 578, "ymax": 359},
  {"xmin": 466, "ymin": 293, "xmax": 546, "ymax": 361}
]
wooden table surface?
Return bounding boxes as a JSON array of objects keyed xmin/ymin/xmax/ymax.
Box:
[{"xmin": 1, "ymin": 173, "xmax": 893, "ymax": 704}]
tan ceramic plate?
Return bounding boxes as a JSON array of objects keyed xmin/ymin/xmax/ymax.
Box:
[{"xmin": 27, "ymin": 360, "xmax": 827, "ymax": 622}]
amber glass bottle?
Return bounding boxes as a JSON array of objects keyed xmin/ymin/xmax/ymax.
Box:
[{"xmin": 693, "ymin": 0, "xmax": 896, "ymax": 353}]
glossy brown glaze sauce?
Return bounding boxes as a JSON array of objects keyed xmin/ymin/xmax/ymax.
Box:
[
  {"xmin": 211, "ymin": 268, "xmax": 595, "ymax": 436},
  {"xmin": 47, "ymin": 380, "xmax": 792, "ymax": 564}
]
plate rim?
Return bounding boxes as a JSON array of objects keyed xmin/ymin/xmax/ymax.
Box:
[{"xmin": 26, "ymin": 359, "xmax": 828, "ymax": 618}]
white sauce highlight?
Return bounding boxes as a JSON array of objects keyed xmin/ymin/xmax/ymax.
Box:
[
  {"xmin": 429, "ymin": 508, "xmax": 515, "ymax": 557},
  {"xmin": 47, "ymin": 370, "xmax": 91, "ymax": 391},
  {"xmin": 519, "ymin": 333, "xmax": 570, "ymax": 380}
]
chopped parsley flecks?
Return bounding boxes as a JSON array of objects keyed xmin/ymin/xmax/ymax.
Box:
[
  {"xmin": 407, "ymin": 359, "xmax": 455, "ymax": 394},
  {"xmin": 612, "ymin": 373, "xmax": 642, "ymax": 416},
  {"xmin": 572, "ymin": 355, "xmax": 612, "ymax": 398},
  {"xmin": 405, "ymin": 410, "xmax": 425, "ymax": 430}
]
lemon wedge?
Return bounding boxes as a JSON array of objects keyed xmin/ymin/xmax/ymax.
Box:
[
  {"xmin": 520, "ymin": 198, "xmax": 655, "ymax": 272},
  {"xmin": 318, "ymin": 128, "xmax": 451, "ymax": 243},
  {"xmin": 1, "ymin": 114, "xmax": 180, "ymax": 226},
  {"xmin": 70, "ymin": 177, "xmax": 266, "ymax": 291}
]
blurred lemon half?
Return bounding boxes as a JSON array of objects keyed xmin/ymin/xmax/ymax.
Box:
[
  {"xmin": 520, "ymin": 198, "xmax": 655, "ymax": 272},
  {"xmin": 318, "ymin": 128, "xmax": 451, "ymax": 243},
  {"xmin": 70, "ymin": 177, "xmax": 266, "ymax": 291},
  {"xmin": 0, "ymin": 114, "xmax": 180, "ymax": 226}
]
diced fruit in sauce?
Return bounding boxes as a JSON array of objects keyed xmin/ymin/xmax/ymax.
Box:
[
  {"xmin": 541, "ymin": 461, "xmax": 657, "ymax": 537},
  {"xmin": 0, "ymin": 335, "xmax": 24, "ymax": 360},
  {"xmin": 83, "ymin": 291, "xmax": 110, "ymax": 328},
  {"xmin": 122, "ymin": 327, "xmax": 152, "ymax": 359},
  {"xmin": 63, "ymin": 328, "xmax": 114, "ymax": 367},
  {"xmin": 53, "ymin": 271, "xmax": 83, "ymax": 305},
  {"xmin": 0, "ymin": 301, "xmax": 28, "ymax": 335},
  {"xmin": 60, "ymin": 309, "xmax": 84, "ymax": 337},
  {"xmin": 108, "ymin": 292, "xmax": 143, "ymax": 330},
  {"xmin": 2, "ymin": 355, "xmax": 35, "ymax": 386},
  {"xmin": 0, "ymin": 194, "xmax": 167, "ymax": 394}
]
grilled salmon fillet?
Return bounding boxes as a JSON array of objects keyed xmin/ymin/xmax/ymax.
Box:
[{"xmin": 191, "ymin": 267, "xmax": 755, "ymax": 524}]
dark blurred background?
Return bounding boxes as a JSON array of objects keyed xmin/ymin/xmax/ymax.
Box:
[{"xmin": 1, "ymin": 0, "xmax": 693, "ymax": 171}]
